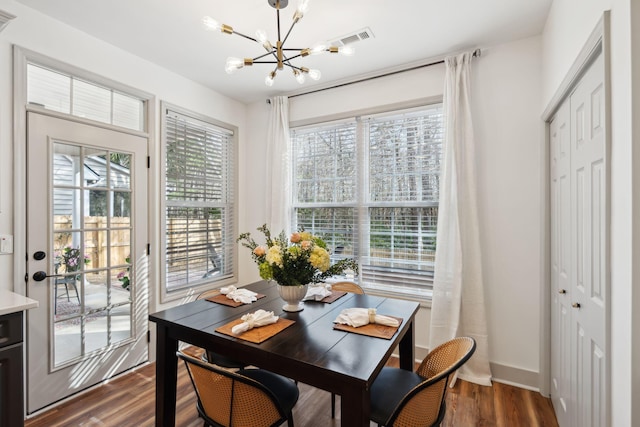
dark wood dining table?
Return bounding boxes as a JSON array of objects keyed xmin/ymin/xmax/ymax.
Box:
[{"xmin": 149, "ymin": 280, "xmax": 420, "ymax": 427}]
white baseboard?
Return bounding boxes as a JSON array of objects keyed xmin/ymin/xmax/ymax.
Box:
[{"xmin": 399, "ymin": 345, "xmax": 541, "ymax": 393}]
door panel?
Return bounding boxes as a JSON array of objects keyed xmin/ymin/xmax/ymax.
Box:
[{"xmin": 26, "ymin": 112, "xmax": 148, "ymax": 413}]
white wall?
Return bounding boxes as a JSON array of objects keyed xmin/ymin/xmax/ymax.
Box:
[
  {"xmin": 542, "ymin": 0, "xmax": 638, "ymax": 425},
  {"xmin": 242, "ymin": 36, "xmax": 545, "ymax": 387},
  {"xmin": 0, "ymin": 0, "xmax": 247, "ymax": 316}
]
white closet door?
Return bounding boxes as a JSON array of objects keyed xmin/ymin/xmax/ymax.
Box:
[
  {"xmin": 550, "ymin": 50, "xmax": 608, "ymax": 427},
  {"xmin": 550, "ymin": 99, "xmax": 571, "ymax": 427},
  {"xmin": 569, "ymin": 52, "xmax": 607, "ymax": 427}
]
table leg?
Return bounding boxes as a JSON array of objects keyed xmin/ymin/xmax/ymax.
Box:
[
  {"xmin": 341, "ymin": 387, "xmax": 370, "ymax": 427},
  {"xmin": 398, "ymin": 318, "xmax": 415, "ymax": 371},
  {"xmin": 155, "ymin": 325, "xmax": 178, "ymax": 427}
]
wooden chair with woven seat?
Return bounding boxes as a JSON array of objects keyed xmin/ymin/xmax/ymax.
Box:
[
  {"xmin": 328, "ymin": 280, "xmax": 364, "ymax": 418},
  {"xmin": 330, "ymin": 281, "xmax": 364, "ymax": 295},
  {"xmin": 178, "ymin": 351, "xmax": 299, "ymax": 427},
  {"xmin": 369, "ymin": 336, "xmax": 476, "ymax": 426},
  {"xmin": 193, "ymin": 289, "xmax": 248, "ymax": 369}
]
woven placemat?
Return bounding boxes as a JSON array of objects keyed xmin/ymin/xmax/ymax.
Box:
[
  {"xmin": 333, "ymin": 316, "xmax": 404, "ymax": 340},
  {"xmin": 206, "ymin": 293, "xmax": 266, "ymax": 307},
  {"xmin": 216, "ymin": 317, "xmax": 296, "ymax": 343},
  {"xmin": 304, "ymin": 290, "xmax": 348, "ymax": 304}
]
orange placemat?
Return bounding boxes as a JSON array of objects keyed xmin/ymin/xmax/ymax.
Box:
[
  {"xmin": 305, "ymin": 290, "xmax": 348, "ymax": 304},
  {"xmin": 216, "ymin": 317, "xmax": 295, "ymax": 343},
  {"xmin": 333, "ymin": 316, "xmax": 403, "ymax": 340},
  {"xmin": 206, "ymin": 293, "xmax": 266, "ymax": 307},
  {"xmin": 320, "ymin": 290, "xmax": 347, "ymax": 303}
]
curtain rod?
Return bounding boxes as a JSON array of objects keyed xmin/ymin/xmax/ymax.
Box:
[{"xmin": 277, "ymin": 48, "xmax": 481, "ymax": 101}]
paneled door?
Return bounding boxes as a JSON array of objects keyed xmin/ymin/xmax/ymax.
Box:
[
  {"xmin": 550, "ymin": 99, "xmax": 571, "ymax": 427},
  {"xmin": 549, "ymin": 50, "xmax": 608, "ymax": 427},
  {"xmin": 568, "ymin": 52, "xmax": 607, "ymax": 427},
  {"xmin": 26, "ymin": 112, "xmax": 149, "ymax": 413}
]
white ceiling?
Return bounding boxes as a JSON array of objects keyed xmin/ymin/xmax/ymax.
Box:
[{"xmin": 16, "ymin": 0, "xmax": 553, "ymax": 104}]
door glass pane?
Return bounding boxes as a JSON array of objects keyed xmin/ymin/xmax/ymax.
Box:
[
  {"xmin": 51, "ymin": 142, "xmax": 135, "ymax": 368},
  {"xmin": 109, "ymin": 152, "xmax": 131, "ymax": 189},
  {"xmin": 54, "ymin": 320, "xmax": 81, "ymax": 364}
]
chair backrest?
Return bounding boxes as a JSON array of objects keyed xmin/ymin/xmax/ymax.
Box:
[
  {"xmin": 178, "ymin": 351, "xmax": 288, "ymax": 427},
  {"xmin": 331, "ymin": 281, "xmax": 364, "ymax": 294},
  {"xmin": 196, "ymin": 288, "xmax": 221, "ymax": 301},
  {"xmin": 388, "ymin": 336, "xmax": 476, "ymax": 426}
]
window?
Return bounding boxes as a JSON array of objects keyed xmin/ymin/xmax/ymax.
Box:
[
  {"xmin": 291, "ymin": 105, "xmax": 443, "ymax": 298},
  {"xmin": 27, "ymin": 63, "xmax": 145, "ymax": 132},
  {"xmin": 162, "ymin": 106, "xmax": 236, "ymax": 294}
]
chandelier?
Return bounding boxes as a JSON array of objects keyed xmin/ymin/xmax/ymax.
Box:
[{"xmin": 203, "ymin": 0, "xmax": 354, "ymax": 86}]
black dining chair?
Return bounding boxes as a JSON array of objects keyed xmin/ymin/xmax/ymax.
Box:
[
  {"xmin": 369, "ymin": 336, "xmax": 476, "ymax": 426},
  {"xmin": 178, "ymin": 351, "xmax": 299, "ymax": 427}
]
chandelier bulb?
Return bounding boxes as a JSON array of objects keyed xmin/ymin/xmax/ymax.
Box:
[
  {"xmin": 225, "ymin": 57, "xmax": 243, "ymax": 74},
  {"xmin": 202, "ymin": 16, "xmax": 221, "ymax": 31},
  {"xmin": 297, "ymin": 0, "xmax": 310, "ymax": 15},
  {"xmin": 293, "ymin": 69, "xmax": 306, "ymax": 84},
  {"xmin": 256, "ymin": 29, "xmax": 273, "ymax": 51},
  {"xmin": 308, "ymin": 69, "xmax": 321, "ymax": 81},
  {"xmin": 338, "ymin": 46, "xmax": 355, "ymax": 56},
  {"xmin": 265, "ymin": 71, "xmax": 276, "ymax": 86},
  {"xmin": 309, "ymin": 44, "xmax": 327, "ymax": 55}
]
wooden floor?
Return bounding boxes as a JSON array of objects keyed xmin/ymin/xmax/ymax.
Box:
[{"xmin": 25, "ymin": 355, "xmax": 558, "ymax": 427}]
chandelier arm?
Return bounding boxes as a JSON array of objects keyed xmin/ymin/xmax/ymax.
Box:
[
  {"xmin": 253, "ymin": 60, "xmax": 279, "ymax": 64},
  {"xmin": 253, "ymin": 51, "xmax": 277, "ymax": 61},
  {"xmin": 280, "ymin": 20, "xmax": 298, "ymax": 46},
  {"xmin": 231, "ymin": 30, "xmax": 258, "ymax": 43},
  {"xmin": 284, "ymin": 52, "xmax": 303, "ymax": 61},
  {"xmin": 277, "ymin": 8, "xmax": 282, "ymax": 42}
]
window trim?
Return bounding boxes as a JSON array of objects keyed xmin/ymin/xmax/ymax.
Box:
[
  {"xmin": 290, "ymin": 100, "xmax": 444, "ymax": 302},
  {"xmin": 159, "ymin": 101, "xmax": 239, "ymax": 303}
]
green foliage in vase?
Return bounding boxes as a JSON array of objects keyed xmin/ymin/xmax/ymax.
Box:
[{"xmin": 238, "ymin": 224, "xmax": 358, "ymax": 286}]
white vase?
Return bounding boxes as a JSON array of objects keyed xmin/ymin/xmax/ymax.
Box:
[{"xmin": 276, "ymin": 283, "xmax": 308, "ymax": 312}]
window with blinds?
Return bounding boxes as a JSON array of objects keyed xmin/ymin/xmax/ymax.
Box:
[
  {"xmin": 163, "ymin": 107, "xmax": 235, "ymax": 292},
  {"xmin": 291, "ymin": 105, "xmax": 443, "ymax": 298},
  {"xmin": 27, "ymin": 63, "xmax": 145, "ymax": 132}
]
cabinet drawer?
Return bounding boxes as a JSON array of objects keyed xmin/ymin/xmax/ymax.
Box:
[{"xmin": 0, "ymin": 312, "xmax": 22, "ymax": 348}]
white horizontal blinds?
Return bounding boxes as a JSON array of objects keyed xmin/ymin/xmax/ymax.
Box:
[
  {"xmin": 26, "ymin": 63, "xmax": 145, "ymax": 132},
  {"xmin": 165, "ymin": 110, "xmax": 235, "ymax": 291},
  {"xmin": 291, "ymin": 105, "xmax": 444, "ymax": 296},
  {"xmin": 27, "ymin": 64, "xmax": 71, "ymax": 113},
  {"xmin": 291, "ymin": 121, "xmax": 358, "ymax": 257},
  {"xmin": 363, "ymin": 106, "xmax": 443, "ymax": 292}
]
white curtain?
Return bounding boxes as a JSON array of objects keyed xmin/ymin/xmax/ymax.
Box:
[
  {"xmin": 265, "ymin": 96, "xmax": 292, "ymax": 234},
  {"xmin": 429, "ymin": 52, "xmax": 492, "ymax": 386}
]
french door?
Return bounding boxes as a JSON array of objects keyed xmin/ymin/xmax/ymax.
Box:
[{"xmin": 26, "ymin": 112, "xmax": 148, "ymax": 413}]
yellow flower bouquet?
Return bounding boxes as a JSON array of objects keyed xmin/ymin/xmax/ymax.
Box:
[{"xmin": 237, "ymin": 224, "xmax": 358, "ymax": 286}]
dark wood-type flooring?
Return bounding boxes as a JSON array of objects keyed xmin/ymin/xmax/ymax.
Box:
[{"xmin": 25, "ymin": 351, "xmax": 558, "ymax": 427}]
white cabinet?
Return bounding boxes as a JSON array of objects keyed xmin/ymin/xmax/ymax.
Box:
[{"xmin": 549, "ymin": 49, "xmax": 609, "ymax": 427}]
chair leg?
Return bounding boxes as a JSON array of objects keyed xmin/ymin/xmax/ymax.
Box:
[
  {"xmin": 331, "ymin": 393, "xmax": 336, "ymax": 418},
  {"xmin": 287, "ymin": 412, "xmax": 294, "ymax": 427}
]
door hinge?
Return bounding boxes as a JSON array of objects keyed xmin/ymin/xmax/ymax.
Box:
[
  {"xmin": 147, "ymin": 243, "xmax": 150, "ymax": 255},
  {"xmin": 147, "ymin": 156, "xmax": 150, "ymax": 168},
  {"xmin": 147, "ymin": 330, "xmax": 151, "ymax": 343}
]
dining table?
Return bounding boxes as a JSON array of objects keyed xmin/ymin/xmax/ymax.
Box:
[{"xmin": 149, "ymin": 280, "xmax": 420, "ymax": 427}]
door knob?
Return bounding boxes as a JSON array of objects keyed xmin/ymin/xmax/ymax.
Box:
[
  {"xmin": 558, "ymin": 289, "xmax": 566, "ymax": 294},
  {"xmin": 572, "ymin": 302, "xmax": 581, "ymax": 309},
  {"xmin": 32, "ymin": 271, "xmax": 63, "ymax": 282}
]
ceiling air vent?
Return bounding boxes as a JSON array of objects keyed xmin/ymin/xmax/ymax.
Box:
[{"xmin": 328, "ymin": 27, "xmax": 374, "ymax": 47}]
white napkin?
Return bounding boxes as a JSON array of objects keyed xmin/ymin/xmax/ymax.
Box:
[
  {"xmin": 220, "ymin": 285, "xmax": 258, "ymax": 304},
  {"xmin": 231, "ymin": 309, "xmax": 279, "ymax": 335},
  {"xmin": 303, "ymin": 283, "xmax": 333, "ymax": 301},
  {"xmin": 333, "ymin": 307, "xmax": 400, "ymax": 328}
]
